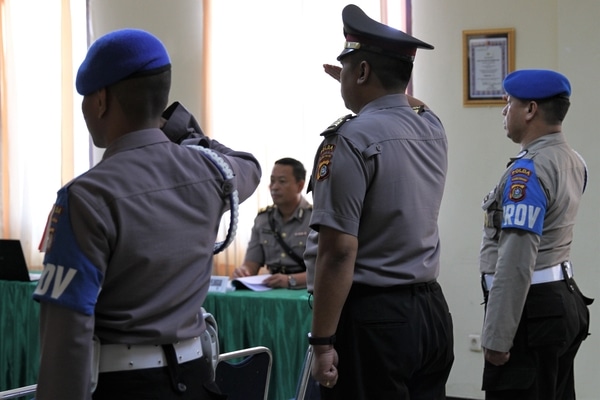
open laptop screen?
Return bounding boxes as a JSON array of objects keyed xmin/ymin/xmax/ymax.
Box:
[{"xmin": 0, "ymin": 239, "xmax": 32, "ymax": 282}]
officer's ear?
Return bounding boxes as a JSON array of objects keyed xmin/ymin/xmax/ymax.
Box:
[
  {"xmin": 357, "ymin": 60, "xmax": 371, "ymax": 84},
  {"xmin": 525, "ymin": 101, "xmax": 538, "ymax": 121}
]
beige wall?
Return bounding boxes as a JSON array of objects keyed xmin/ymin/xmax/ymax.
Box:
[
  {"xmin": 412, "ymin": 0, "xmax": 600, "ymax": 398},
  {"xmin": 88, "ymin": 0, "xmax": 600, "ymax": 398},
  {"xmin": 87, "ymin": 0, "xmax": 205, "ymax": 122}
]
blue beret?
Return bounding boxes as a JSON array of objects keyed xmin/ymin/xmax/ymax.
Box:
[
  {"xmin": 338, "ymin": 4, "xmax": 433, "ymax": 61},
  {"xmin": 76, "ymin": 29, "xmax": 171, "ymax": 96},
  {"xmin": 503, "ymin": 69, "xmax": 571, "ymax": 100}
]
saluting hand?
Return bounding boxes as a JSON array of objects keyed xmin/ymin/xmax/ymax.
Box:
[
  {"xmin": 323, "ymin": 64, "xmax": 341, "ymax": 82},
  {"xmin": 311, "ymin": 345, "xmax": 339, "ymax": 389}
]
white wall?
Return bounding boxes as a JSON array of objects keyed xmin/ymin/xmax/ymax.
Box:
[
  {"xmin": 412, "ymin": 0, "xmax": 600, "ymax": 398},
  {"xmin": 87, "ymin": 1, "xmax": 600, "ymax": 398}
]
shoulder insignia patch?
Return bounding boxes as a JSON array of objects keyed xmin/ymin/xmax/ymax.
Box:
[
  {"xmin": 320, "ymin": 114, "xmax": 356, "ymax": 136},
  {"xmin": 509, "ymin": 183, "xmax": 526, "ymax": 202},
  {"xmin": 258, "ymin": 205, "xmax": 274, "ymax": 215},
  {"xmin": 316, "ymin": 144, "xmax": 336, "ymax": 182}
]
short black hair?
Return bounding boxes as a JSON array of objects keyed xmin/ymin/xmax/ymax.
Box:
[
  {"xmin": 275, "ymin": 158, "xmax": 306, "ymax": 182},
  {"xmin": 345, "ymin": 51, "xmax": 413, "ymax": 91},
  {"xmin": 110, "ymin": 69, "xmax": 171, "ymax": 122},
  {"xmin": 534, "ymin": 96, "xmax": 571, "ymax": 124}
]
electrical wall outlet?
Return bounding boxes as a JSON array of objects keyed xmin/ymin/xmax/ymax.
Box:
[{"xmin": 468, "ymin": 334, "xmax": 482, "ymax": 352}]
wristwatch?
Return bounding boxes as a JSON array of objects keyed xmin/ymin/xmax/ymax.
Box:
[
  {"xmin": 308, "ymin": 332, "xmax": 336, "ymax": 345},
  {"xmin": 288, "ymin": 274, "xmax": 297, "ymax": 288}
]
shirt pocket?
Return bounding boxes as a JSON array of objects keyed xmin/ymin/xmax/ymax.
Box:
[
  {"xmin": 258, "ymin": 228, "xmax": 277, "ymax": 248},
  {"xmin": 289, "ymin": 233, "xmax": 308, "ymax": 253},
  {"xmin": 482, "ymin": 188, "xmax": 502, "ymax": 240}
]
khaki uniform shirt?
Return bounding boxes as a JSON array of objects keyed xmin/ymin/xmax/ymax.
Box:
[
  {"xmin": 244, "ymin": 197, "xmax": 312, "ymax": 273},
  {"xmin": 479, "ymin": 132, "xmax": 586, "ymax": 351}
]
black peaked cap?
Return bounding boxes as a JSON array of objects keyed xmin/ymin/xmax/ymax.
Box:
[{"xmin": 338, "ymin": 4, "xmax": 434, "ymax": 61}]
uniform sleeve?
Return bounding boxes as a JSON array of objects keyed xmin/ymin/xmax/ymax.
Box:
[
  {"xmin": 310, "ymin": 135, "xmax": 366, "ymax": 236},
  {"xmin": 481, "ymin": 225, "xmax": 541, "ymax": 351},
  {"xmin": 35, "ymin": 303, "xmax": 95, "ymax": 400},
  {"xmin": 33, "ymin": 187, "xmax": 103, "ymax": 315},
  {"xmin": 207, "ymin": 139, "xmax": 262, "ymax": 202},
  {"xmin": 243, "ymin": 214, "xmax": 266, "ymax": 265},
  {"xmin": 481, "ymin": 158, "xmax": 550, "ymax": 351},
  {"xmin": 34, "ymin": 187, "xmax": 102, "ymax": 400},
  {"xmin": 501, "ymin": 158, "xmax": 547, "ymax": 234}
]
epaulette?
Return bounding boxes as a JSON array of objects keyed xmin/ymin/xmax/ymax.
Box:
[
  {"xmin": 257, "ymin": 205, "xmax": 274, "ymax": 215},
  {"xmin": 320, "ymin": 114, "xmax": 356, "ymax": 136},
  {"xmin": 412, "ymin": 105, "xmax": 426, "ymax": 115}
]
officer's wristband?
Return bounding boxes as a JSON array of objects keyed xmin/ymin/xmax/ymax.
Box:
[{"xmin": 307, "ymin": 332, "xmax": 336, "ymax": 346}]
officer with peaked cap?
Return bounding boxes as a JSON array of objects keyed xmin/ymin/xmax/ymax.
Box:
[
  {"xmin": 336, "ymin": 3, "xmax": 433, "ymax": 61},
  {"xmin": 305, "ymin": 4, "xmax": 454, "ymax": 399},
  {"xmin": 33, "ymin": 28, "xmax": 261, "ymax": 399},
  {"xmin": 479, "ymin": 69, "xmax": 592, "ymax": 399}
]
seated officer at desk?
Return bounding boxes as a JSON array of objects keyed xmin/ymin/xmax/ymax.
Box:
[{"xmin": 232, "ymin": 158, "xmax": 311, "ymax": 289}]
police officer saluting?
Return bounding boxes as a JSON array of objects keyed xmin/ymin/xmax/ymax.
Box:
[
  {"xmin": 306, "ymin": 4, "xmax": 453, "ymax": 399},
  {"xmin": 479, "ymin": 69, "xmax": 593, "ymax": 399},
  {"xmin": 32, "ymin": 29, "xmax": 261, "ymax": 399}
]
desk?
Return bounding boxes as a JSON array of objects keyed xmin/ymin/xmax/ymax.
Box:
[
  {"xmin": 0, "ymin": 282, "xmax": 312, "ymax": 400},
  {"xmin": 204, "ymin": 289, "xmax": 312, "ymax": 400},
  {"xmin": 0, "ymin": 280, "xmax": 39, "ymax": 395}
]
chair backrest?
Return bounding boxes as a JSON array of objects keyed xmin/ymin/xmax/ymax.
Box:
[
  {"xmin": 215, "ymin": 346, "xmax": 272, "ymax": 400},
  {"xmin": 292, "ymin": 346, "xmax": 321, "ymax": 400},
  {"xmin": 0, "ymin": 384, "xmax": 37, "ymax": 399}
]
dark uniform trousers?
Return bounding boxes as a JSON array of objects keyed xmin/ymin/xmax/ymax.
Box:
[
  {"xmin": 483, "ymin": 279, "xmax": 592, "ymax": 400},
  {"xmin": 321, "ymin": 281, "xmax": 454, "ymax": 400},
  {"xmin": 93, "ymin": 356, "xmax": 225, "ymax": 400}
]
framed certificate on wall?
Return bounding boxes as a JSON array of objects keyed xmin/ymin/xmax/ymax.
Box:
[{"xmin": 463, "ymin": 28, "xmax": 515, "ymax": 106}]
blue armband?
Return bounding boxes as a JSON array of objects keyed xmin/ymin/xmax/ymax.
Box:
[
  {"xmin": 501, "ymin": 158, "xmax": 546, "ymax": 235},
  {"xmin": 33, "ymin": 187, "xmax": 102, "ymax": 315}
]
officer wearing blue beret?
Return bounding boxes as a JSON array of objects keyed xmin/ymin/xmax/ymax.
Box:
[
  {"xmin": 305, "ymin": 4, "xmax": 453, "ymax": 399},
  {"xmin": 33, "ymin": 28, "xmax": 262, "ymax": 399},
  {"xmin": 479, "ymin": 69, "xmax": 593, "ymax": 399}
]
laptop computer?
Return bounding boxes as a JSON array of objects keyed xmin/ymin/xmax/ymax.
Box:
[{"xmin": 0, "ymin": 239, "xmax": 35, "ymax": 282}]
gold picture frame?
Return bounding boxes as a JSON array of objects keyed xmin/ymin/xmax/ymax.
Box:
[{"xmin": 463, "ymin": 28, "xmax": 515, "ymax": 106}]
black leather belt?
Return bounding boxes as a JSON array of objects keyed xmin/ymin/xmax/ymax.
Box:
[{"xmin": 349, "ymin": 281, "xmax": 439, "ymax": 297}]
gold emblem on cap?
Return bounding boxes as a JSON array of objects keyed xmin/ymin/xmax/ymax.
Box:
[{"xmin": 344, "ymin": 41, "xmax": 362, "ymax": 50}]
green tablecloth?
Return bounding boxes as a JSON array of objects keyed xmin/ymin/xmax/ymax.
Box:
[
  {"xmin": 203, "ymin": 289, "xmax": 313, "ymax": 400},
  {"xmin": 0, "ymin": 280, "xmax": 39, "ymax": 395},
  {"xmin": 0, "ymin": 281, "xmax": 312, "ymax": 400}
]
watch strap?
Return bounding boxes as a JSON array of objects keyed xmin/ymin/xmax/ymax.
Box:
[
  {"xmin": 288, "ymin": 274, "xmax": 297, "ymax": 288},
  {"xmin": 308, "ymin": 332, "xmax": 336, "ymax": 345}
]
